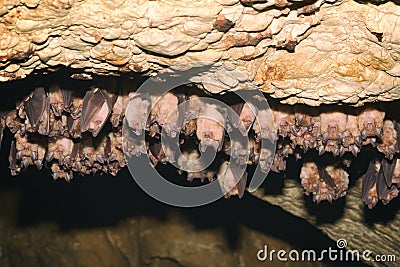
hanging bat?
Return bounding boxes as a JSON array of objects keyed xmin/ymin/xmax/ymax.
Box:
[
  {"xmin": 217, "ymin": 161, "xmax": 248, "ymax": 198},
  {"xmin": 377, "ymin": 120, "xmax": 397, "ymax": 159},
  {"xmin": 67, "ymin": 115, "xmax": 81, "ymax": 138},
  {"xmin": 177, "ymin": 148, "xmax": 214, "ymax": 182},
  {"xmin": 24, "ymin": 87, "xmax": 50, "ymax": 135},
  {"xmin": 362, "ymin": 158, "xmax": 380, "ymax": 209},
  {"xmin": 196, "ymin": 103, "xmax": 226, "ymax": 152},
  {"xmin": 227, "ymin": 101, "xmax": 258, "ymax": 136},
  {"xmin": 357, "ymin": 108, "xmax": 385, "ymax": 139},
  {"xmin": 0, "ymin": 111, "xmax": 7, "ymax": 151},
  {"xmin": 9, "ymin": 140, "xmax": 19, "ymax": 176},
  {"xmin": 320, "ymin": 111, "xmax": 347, "ymax": 141},
  {"xmin": 49, "ymin": 84, "xmax": 64, "ymax": 116},
  {"xmin": 81, "ymin": 87, "xmax": 114, "ymax": 137},
  {"xmin": 269, "ymin": 105, "xmax": 294, "ymax": 139},
  {"xmin": 150, "ymin": 92, "xmax": 180, "ymax": 138},
  {"xmin": 148, "ymin": 136, "xmax": 176, "ymax": 166},
  {"xmin": 47, "ymin": 137, "xmax": 74, "ymax": 166},
  {"xmin": 125, "ymin": 93, "xmax": 151, "ymax": 136},
  {"xmin": 122, "ymin": 125, "xmax": 147, "ymax": 157},
  {"xmin": 376, "ymin": 168, "xmax": 399, "ymax": 205}
]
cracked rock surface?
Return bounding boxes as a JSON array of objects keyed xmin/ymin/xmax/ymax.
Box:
[{"xmin": 0, "ymin": 0, "xmax": 400, "ymax": 105}]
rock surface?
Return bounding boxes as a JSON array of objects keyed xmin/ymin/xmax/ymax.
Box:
[{"xmin": 0, "ymin": 0, "xmax": 400, "ymax": 105}]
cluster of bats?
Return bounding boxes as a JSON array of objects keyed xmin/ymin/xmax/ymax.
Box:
[{"xmin": 0, "ymin": 82, "xmax": 399, "ymax": 208}]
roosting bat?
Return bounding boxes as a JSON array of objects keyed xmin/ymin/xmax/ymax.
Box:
[
  {"xmin": 217, "ymin": 161, "xmax": 247, "ymax": 198},
  {"xmin": 24, "ymin": 87, "xmax": 50, "ymax": 135},
  {"xmin": 81, "ymin": 87, "xmax": 113, "ymax": 137}
]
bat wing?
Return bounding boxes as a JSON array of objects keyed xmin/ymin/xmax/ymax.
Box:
[
  {"xmin": 227, "ymin": 102, "xmax": 244, "ymax": 129},
  {"xmin": 361, "ymin": 159, "xmax": 378, "ymax": 202},
  {"xmin": 38, "ymin": 96, "xmax": 50, "ymax": 135},
  {"xmin": 230, "ymin": 162, "xmax": 248, "ymax": 198},
  {"xmin": 81, "ymin": 88, "xmax": 111, "ymax": 136},
  {"xmin": 317, "ymin": 165, "xmax": 337, "ymax": 190},
  {"xmin": 9, "ymin": 140, "xmax": 17, "ymax": 175},
  {"xmin": 61, "ymin": 89, "xmax": 74, "ymax": 110},
  {"xmin": 25, "ymin": 87, "xmax": 46, "ymax": 129},
  {"xmin": 381, "ymin": 158, "xmax": 395, "ymax": 187},
  {"xmin": 175, "ymin": 92, "xmax": 189, "ymax": 131},
  {"xmin": 0, "ymin": 111, "xmax": 7, "ymax": 151}
]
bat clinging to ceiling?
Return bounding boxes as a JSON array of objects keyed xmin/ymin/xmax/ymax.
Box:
[
  {"xmin": 217, "ymin": 161, "xmax": 247, "ymax": 198},
  {"xmin": 81, "ymin": 87, "xmax": 113, "ymax": 137},
  {"xmin": 24, "ymin": 87, "xmax": 50, "ymax": 135}
]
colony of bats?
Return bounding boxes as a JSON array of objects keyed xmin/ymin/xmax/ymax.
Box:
[{"xmin": 0, "ymin": 79, "xmax": 399, "ymax": 209}]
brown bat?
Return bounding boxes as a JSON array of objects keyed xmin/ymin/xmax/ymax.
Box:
[
  {"xmin": 270, "ymin": 105, "xmax": 294, "ymax": 139},
  {"xmin": 376, "ymin": 167, "xmax": 399, "ymax": 205},
  {"xmin": 49, "ymin": 84, "xmax": 64, "ymax": 116},
  {"xmin": 177, "ymin": 149, "xmax": 215, "ymax": 182},
  {"xmin": 217, "ymin": 161, "xmax": 247, "ymax": 198},
  {"xmin": 357, "ymin": 108, "xmax": 385, "ymax": 139},
  {"xmin": 196, "ymin": 103, "xmax": 226, "ymax": 152},
  {"xmin": 300, "ymin": 161, "xmax": 349, "ymax": 203},
  {"xmin": 81, "ymin": 87, "xmax": 114, "ymax": 137},
  {"xmin": 227, "ymin": 101, "xmax": 258, "ymax": 136},
  {"xmin": 9, "ymin": 140, "xmax": 18, "ymax": 176},
  {"xmin": 150, "ymin": 92, "xmax": 180, "ymax": 138},
  {"xmin": 24, "ymin": 87, "xmax": 50, "ymax": 135},
  {"xmin": 0, "ymin": 111, "xmax": 7, "ymax": 151},
  {"xmin": 362, "ymin": 158, "xmax": 381, "ymax": 209},
  {"xmin": 377, "ymin": 120, "xmax": 397, "ymax": 159},
  {"xmin": 125, "ymin": 93, "xmax": 151, "ymax": 136},
  {"xmin": 320, "ymin": 111, "xmax": 347, "ymax": 141}
]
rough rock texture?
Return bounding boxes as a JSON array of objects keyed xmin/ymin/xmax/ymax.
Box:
[{"xmin": 0, "ymin": 0, "xmax": 400, "ymax": 106}]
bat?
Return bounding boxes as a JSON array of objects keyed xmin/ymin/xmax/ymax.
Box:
[
  {"xmin": 361, "ymin": 158, "xmax": 380, "ymax": 209},
  {"xmin": 61, "ymin": 88, "xmax": 73, "ymax": 112},
  {"xmin": 377, "ymin": 120, "xmax": 397, "ymax": 159},
  {"xmin": 110, "ymin": 88, "xmax": 129, "ymax": 128},
  {"xmin": 320, "ymin": 111, "xmax": 347, "ymax": 141},
  {"xmin": 270, "ymin": 105, "xmax": 294, "ymax": 139},
  {"xmin": 177, "ymin": 148, "xmax": 213, "ymax": 182},
  {"xmin": 6, "ymin": 110, "xmax": 21, "ymax": 134},
  {"xmin": 125, "ymin": 93, "xmax": 151, "ymax": 135},
  {"xmin": 9, "ymin": 140, "xmax": 18, "ymax": 176},
  {"xmin": 151, "ymin": 92, "xmax": 180, "ymax": 138},
  {"xmin": 376, "ymin": 167, "xmax": 399, "ymax": 205},
  {"xmin": 228, "ymin": 101, "xmax": 258, "ymax": 136},
  {"xmin": 122, "ymin": 124, "xmax": 147, "ymax": 157},
  {"xmin": 0, "ymin": 111, "xmax": 7, "ymax": 152},
  {"xmin": 217, "ymin": 161, "xmax": 247, "ymax": 198},
  {"xmin": 357, "ymin": 108, "xmax": 385, "ymax": 139},
  {"xmin": 47, "ymin": 137, "xmax": 74, "ymax": 166},
  {"xmin": 81, "ymin": 87, "xmax": 113, "ymax": 137},
  {"xmin": 24, "ymin": 87, "xmax": 50, "ymax": 135},
  {"xmin": 49, "ymin": 84, "xmax": 64, "ymax": 116},
  {"xmin": 148, "ymin": 136, "xmax": 176, "ymax": 166},
  {"xmin": 196, "ymin": 103, "xmax": 226, "ymax": 152},
  {"xmin": 67, "ymin": 115, "xmax": 81, "ymax": 138}
]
